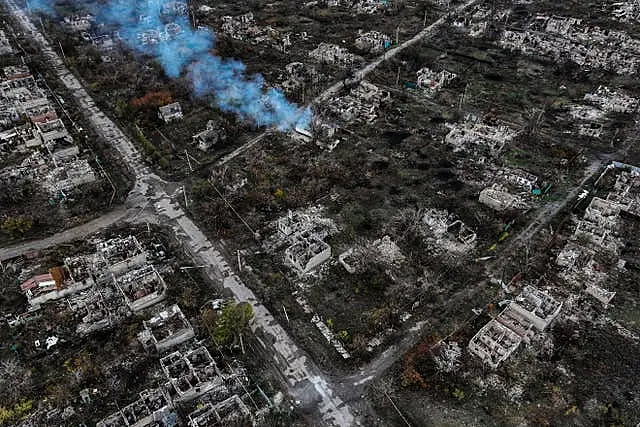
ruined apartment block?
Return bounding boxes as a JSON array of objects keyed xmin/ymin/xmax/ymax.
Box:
[
  {"xmin": 469, "ymin": 286, "xmax": 561, "ymax": 368},
  {"xmin": 138, "ymin": 304, "xmax": 195, "ymax": 353},
  {"xmin": 187, "ymin": 395, "xmax": 252, "ymax": 427},
  {"xmin": 161, "ymin": 346, "xmax": 225, "ymax": 402},
  {"xmin": 97, "ymin": 388, "xmax": 172, "ymax": 427}
]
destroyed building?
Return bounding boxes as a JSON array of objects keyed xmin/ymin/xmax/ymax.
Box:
[
  {"xmin": 138, "ymin": 304, "xmax": 195, "ymax": 353},
  {"xmin": 327, "ymin": 80, "xmax": 390, "ymax": 123},
  {"xmin": 354, "ymin": 30, "xmax": 391, "ymax": 53},
  {"xmin": 555, "ymin": 164, "xmax": 640, "ymax": 306},
  {"xmin": 96, "ymin": 388, "xmax": 172, "ymax": 427},
  {"xmin": 444, "ymin": 115, "xmax": 517, "ymax": 155},
  {"xmin": 0, "ymin": 63, "xmax": 99, "ymax": 197},
  {"xmin": 98, "ymin": 235, "xmax": 147, "ymax": 275},
  {"xmin": 161, "ymin": 346, "xmax": 224, "ymax": 402},
  {"xmin": 420, "ymin": 208, "xmax": 477, "ymax": 254},
  {"xmin": 309, "ymin": 43, "xmax": 360, "ymax": 68},
  {"xmin": 158, "ymin": 102, "xmax": 183, "ymax": 123},
  {"xmin": 499, "ymin": 15, "xmax": 640, "ymax": 75},
  {"xmin": 220, "ymin": 12, "xmax": 255, "ymax": 40},
  {"xmin": 278, "ymin": 62, "xmax": 321, "ymax": 96},
  {"xmin": 479, "ymin": 184, "xmax": 528, "ymax": 211},
  {"xmin": 584, "ymin": 86, "xmax": 638, "ymax": 114},
  {"xmin": 0, "ymin": 30, "xmax": 13, "ymax": 55},
  {"xmin": 187, "ymin": 395, "xmax": 252, "ymax": 427},
  {"xmin": 192, "ymin": 119, "xmax": 226, "ymax": 152},
  {"xmin": 272, "ymin": 208, "xmax": 336, "ymax": 275},
  {"xmin": 468, "ymin": 286, "xmax": 561, "ymax": 368},
  {"xmin": 62, "ymin": 14, "xmax": 94, "ymax": 32},
  {"xmin": 416, "ymin": 67, "xmax": 457, "ymax": 97},
  {"xmin": 115, "ymin": 264, "xmax": 167, "ymax": 312},
  {"xmin": 284, "ymin": 232, "xmax": 331, "ymax": 275}
]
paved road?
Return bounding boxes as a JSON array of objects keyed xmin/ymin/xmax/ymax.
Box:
[
  {"xmin": 0, "ymin": 207, "xmax": 129, "ymax": 262},
  {"xmin": 313, "ymin": 0, "xmax": 479, "ymax": 104},
  {"xmin": 3, "ymin": 1, "xmax": 355, "ymax": 424}
]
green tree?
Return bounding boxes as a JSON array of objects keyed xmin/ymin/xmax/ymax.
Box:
[
  {"xmin": 1, "ymin": 217, "xmax": 33, "ymax": 237},
  {"xmin": 202, "ymin": 301, "xmax": 254, "ymax": 347}
]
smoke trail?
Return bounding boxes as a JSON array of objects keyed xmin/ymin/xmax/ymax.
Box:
[{"xmin": 27, "ymin": 0, "xmax": 311, "ymax": 131}]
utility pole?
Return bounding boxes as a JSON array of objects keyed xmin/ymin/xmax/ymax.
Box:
[
  {"xmin": 182, "ymin": 185, "xmax": 188, "ymax": 208},
  {"xmin": 395, "ymin": 26, "xmax": 400, "ymax": 44},
  {"xmin": 423, "ymin": 10, "xmax": 427, "ymax": 27},
  {"xmin": 58, "ymin": 40, "xmax": 65, "ymax": 60},
  {"xmin": 184, "ymin": 149, "xmax": 192, "ymax": 172},
  {"xmin": 395, "ymin": 65, "xmax": 401, "ymax": 86}
]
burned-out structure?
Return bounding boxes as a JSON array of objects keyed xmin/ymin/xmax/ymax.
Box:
[
  {"xmin": 0, "ymin": 64, "xmax": 98, "ymax": 199},
  {"xmin": 468, "ymin": 286, "xmax": 562, "ymax": 368},
  {"xmin": 138, "ymin": 304, "xmax": 195, "ymax": 353},
  {"xmin": 556, "ymin": 163, "xmax": 640, "ymax": 306},
  {"xmin": 192, "ymin": 119, "xmax": 226, "ymax": 152},
  {"xmin": 271, "ymin": 207, "xmax": 337, "ymax": 276}
]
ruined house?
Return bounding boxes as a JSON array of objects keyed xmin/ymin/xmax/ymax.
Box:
[
  {"xmin": 309, "ymin": 43, "xmax": 360, "ymax": 68},
  {"xmin": 479, "ymin": 184, "xmax": 528, "ymax": 211},
  {"xmin": 468, "ymin": 319, "xmax": 523, "ymax": 369},
  {"xmin": 284, "ymin": 232, "xmax": 331, "ymax": 275},
  {"xmin": 0, "ymin": 30, "xmax": 13, "ymax": 55},
  {"xmin": 469, "ymin": 286, "xmax": 561, "ymax": 368},
  {"xmin": 63, "ymin": 14, "xmax": 94, "ymax": 32},
  {"xmin": 161, "ymin": 1, "xmax": 188, "ymax": 15},
  {"xmin": 187, "ymin": 395, "xmax": 252, "ymax": 427},
  {"xmin": 416, "ymin": 67, "xmax": 457, "ymax": 97},
  {"xmin": 220, "ymin": 12, "xmax": 256, "ymax": 40},
  {"xmin": 192, "ymin": 120, "xmax": 226, "ymax": 152},
  {"xmin": 444, "ymin": 116, "xmax": 517, "ymax": 155},
  {"xmin": 98, "ymin": 235, "xmax": 147, "ymax": 276},
  {"xmin": 138, "ymin": 304, "xmax": 195, "ymax": 353},
  {"xmin": 354, "ymin": 30, "xmax": 391, "ymax": 53},
  {"xmin": 115, "ymin": 264, "xmax": 167, "ymax": 312},
  {"xmin": 584, "ymin": 86, "xmax": 638, "ymax": 113},
  {"xmin": 161, "ymin": 346, "xmax": 225, "ymax": 402},
  {"xmin": 158, "ymin": 102, "xmax": 183, "ymax": 123},
  {"xmin": 97, "ymin": 388, "xmax": 172, "ymax": 427},
  {"xmin": 328, "ymin": 80, "xmax": 390, "ymax": 123}
]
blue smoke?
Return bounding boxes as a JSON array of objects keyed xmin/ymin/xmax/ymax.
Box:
[{"xmin": 28, "ymin": 0, "xmax": 311, "ymax": 131}]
